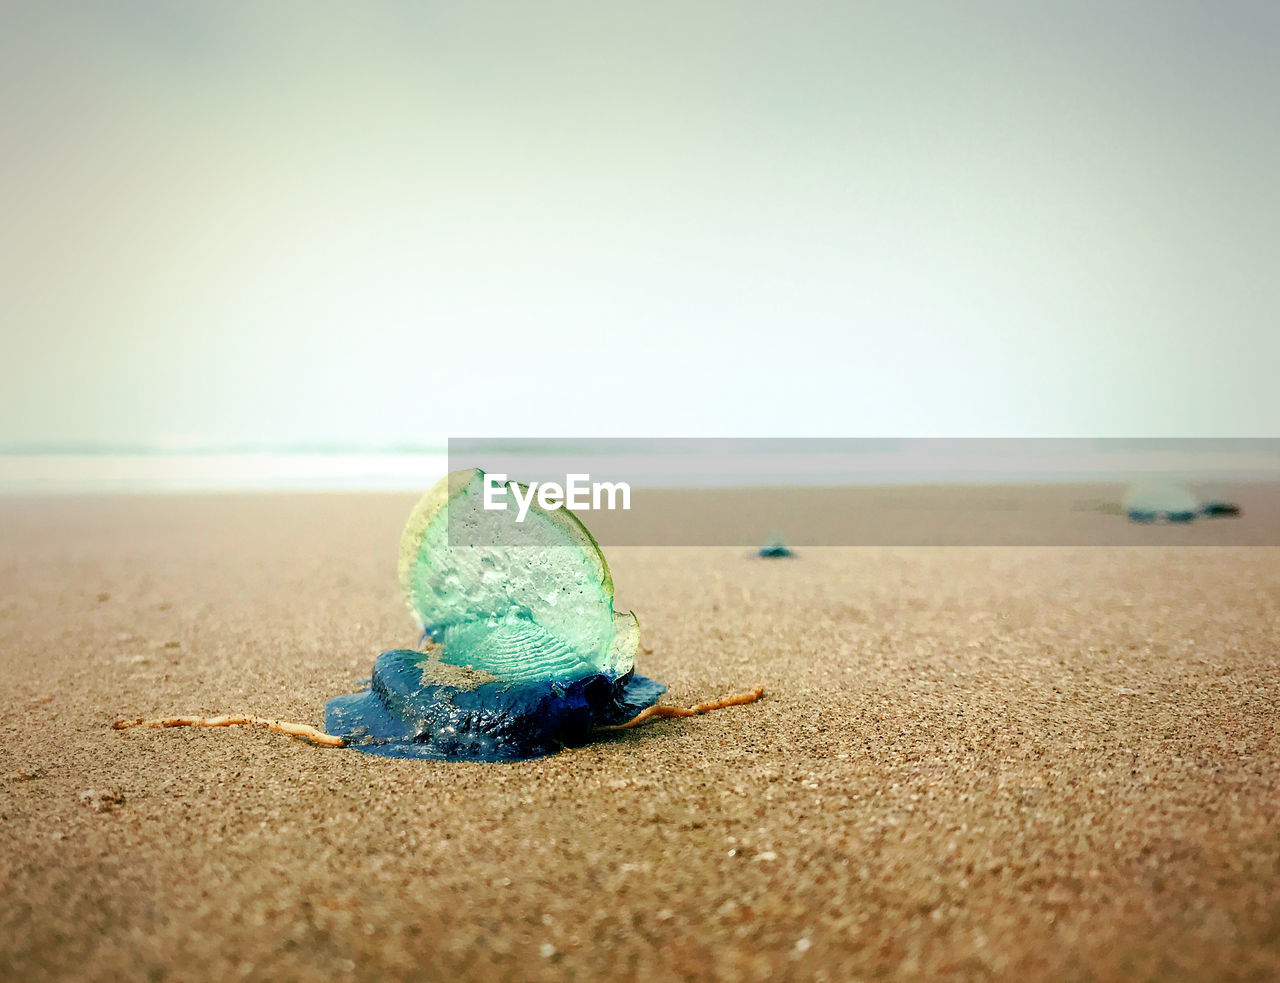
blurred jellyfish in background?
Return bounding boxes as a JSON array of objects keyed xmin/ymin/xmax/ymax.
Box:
[
  {"xmin": 757, "ymin": 531, "xmax": 794, "ymax": 558},
  {"xmin": 1196, "ymin": 487, "xmax": 1243, "ymax": 517},
  {"xmin": 1122, "ymin": 480, "xmax": 1199, "ymax": 523}
]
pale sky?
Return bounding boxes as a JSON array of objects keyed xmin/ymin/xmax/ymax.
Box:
[{"xmin": 1, "ymin": 1, "xmax": 1277, "ymax": 449}]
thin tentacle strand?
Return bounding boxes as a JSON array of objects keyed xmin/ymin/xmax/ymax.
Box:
[
  {"xmin": 112, "ymin": 715, "xmax": 345, "ymax": 747},
  {"xmin": 599, "ymin": 685, "xmax": 765, "ymax": 731}
]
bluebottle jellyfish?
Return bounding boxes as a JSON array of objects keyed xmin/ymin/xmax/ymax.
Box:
[
  {"xmin": 1122, "ymin": 480, "xmax": 1199, "ymax": 524},
  {"xmin": 757, "ymin": 531, "xmax": 794, "ymax": 558},
  {"xmin": 114, "ymin": 469, "xmax": 763, "ymax": 760}
]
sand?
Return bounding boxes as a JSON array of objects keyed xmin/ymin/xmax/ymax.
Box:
[{"xmin": 1, "ymin": 489, "xmax": 1278, "ymax": 982}]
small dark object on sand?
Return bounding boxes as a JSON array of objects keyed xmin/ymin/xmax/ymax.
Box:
[{"xmin": 1201, "ymin": 501, "xmax": 1241, "ymax": 517}]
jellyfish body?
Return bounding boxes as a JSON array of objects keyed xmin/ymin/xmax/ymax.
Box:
[
  {"xmin": 1122, "ymin": 480, "xmax": 1199, "ymax": 524},
  {"xmin": 756, "ymin": 529, "xmax": 794, "ymax": 558},
  {"xmin": 325, "ymin": 649, "xmax": 664, "ymax": 761},
  {"xmin": 325, "ymin": 469, "xmax": 664, "ymax": 761}
]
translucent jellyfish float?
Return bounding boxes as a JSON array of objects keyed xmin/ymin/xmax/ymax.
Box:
[{"xmin": 114, "ymin": 470, "xmax": 763, "ymax": 761}]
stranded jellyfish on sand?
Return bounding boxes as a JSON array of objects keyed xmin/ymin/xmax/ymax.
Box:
[
  {"xmin": 1123, "ymin": 481, "xmax": 1200, "ymax": 524},
  {"xmin": 114, "ymin": 469, "xmax": 763, "ymax": 761},
  {"xmin": 1121, "ymin": 481, "xmax": 1243, "ymax": 524},
  {"xmin": 757, "ymin": 531, "xmax": 794, "ymax": 558}
]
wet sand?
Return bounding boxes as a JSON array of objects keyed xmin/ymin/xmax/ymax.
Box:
[{"xmin": 2, "ymin": 489, "xmax": 1278, "ymax": 982}]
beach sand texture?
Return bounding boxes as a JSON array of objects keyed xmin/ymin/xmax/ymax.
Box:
[{"xmin": 2, "ymin": 490, "xmax": 1278, "ymax": 982}]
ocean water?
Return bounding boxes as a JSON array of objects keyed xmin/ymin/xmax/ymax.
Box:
[{"xmin": 0, "ymin": 452, "xmax": 451, "ymax": 493}]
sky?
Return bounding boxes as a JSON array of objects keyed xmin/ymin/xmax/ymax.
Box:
[{"xmin": 1, "ymin": 1, "xmax": 1277, "ymax": 450}]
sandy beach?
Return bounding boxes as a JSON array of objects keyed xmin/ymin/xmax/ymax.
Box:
[{"xmin": 2, "ymin": 488, "xmax": 1278, "ymax": 982}]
